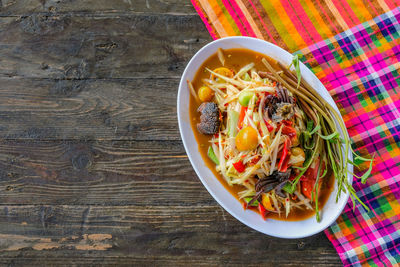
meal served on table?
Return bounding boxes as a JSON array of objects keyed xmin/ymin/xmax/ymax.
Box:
[{"xmin": 188, "ymin": 48, "xmax": 373, "ymax": 221}]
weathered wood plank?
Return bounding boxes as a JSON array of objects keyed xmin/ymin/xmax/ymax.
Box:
[
  {"xmin": 0, "ymin": 205, "xmax": 341, "ymax": 266},
  {"xmin": 0, "ymin": 14, "xmax": 211, "ymax": 79},
  {"xmin": 0, "ymin": 253, "xmax": 341, "ymax": 266},
  {"xmin": 0, "ymin": 0, "xmax": 195, "ymax": 16},
  {"xmin": 0, "ymin": 258, "xmax": 342, "ymax": 267},
  {"xmin": 0, "ymin": 140, "xmax": 210, "ymax": 205},
  {"xmin": 0, "ymin": 138, "xmax": 341, "ymax": 263},
  {"xmin": 0, "ymin": 78, "xmax": 179, "ymax": 140}
]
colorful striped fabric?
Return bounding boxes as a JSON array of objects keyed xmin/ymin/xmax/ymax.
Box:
[{"xmin": 191, "ymin": 0, "xmax": 400, "ymax": 266}]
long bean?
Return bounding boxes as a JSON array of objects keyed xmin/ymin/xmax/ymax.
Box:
[{"xmin": 262, "ymin": 56, "xmax": 373, "ymax": 212}]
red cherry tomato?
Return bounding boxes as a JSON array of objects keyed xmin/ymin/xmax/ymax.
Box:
[{"xmin": 301, "ymin": 159, "xmax": 325, "ymax": 200}]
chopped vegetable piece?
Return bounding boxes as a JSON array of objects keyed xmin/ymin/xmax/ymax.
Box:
[
  {"xmin": 282, "ymin": 120, "xmax": 293, "ymax": 126},
  {"xmin": 242, "ymin": 72, "xmax": 251, "ymax": 81},
  {"xmin": 278, "ymin": 138, "xmax": 290, "ymax": 172},
  {"xmin": 233, "ymin": 160, "xmax": 246, "ymax": 173},
  {"xmin": 238, "ymin": 91, "xmax": 255, "ymax": 107},
  {"xmin": 227, "ymin": 110, "xmax": 239, "ymax": 137},
  {"xmin": 306, "ymin": 120, "xmax": 314, "ymax": 132},
  {"xmin": 187, "ymin": 80, "xmax": 199, "ymax": 103},
  {"xmin": 261, "ymin": 194, "xmax": 274, "ymax": 211},
  {"xmin": 235, "ymin": 126, "xmax": 259, "ymax": 151},
  {"xmin": 198, "ymin": 86, "xmax": 214, "ymax": 102},
  {"xmin": 301, "ymin": 159, "xmax": 324, "ymax": 200},
  {"xmin": 207, "ymin": 146, "xmax": 219, "ymax": 165},
  {"xmin": 217, "ymin": 48, "xmax": 225, "ymax": 66},
  {"xmin": 282, "ymin": 182, "xmax": 295, "ymax": 194},
  {"xmin": 238, "ymin": 106, "xmax": 247, "ymax": 129},
  {"xmin": 258, "ymin": 202, "xmax": 268, "ymax": 220},
  {"xmin": 263, "ymin": 119, "xmax": 274, "ymax": 132},
  {"xmin": 244, "ymin": 197, "xmax": 259, "ymax": 207},
  {"xmin": 281, "ymin": 125, "xmax": 297, "ymax": 138},
  {"xmin": 249, "ymin": 156, "xmax": 261, "ymax": 165}
]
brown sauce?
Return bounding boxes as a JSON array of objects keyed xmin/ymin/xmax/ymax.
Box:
[{"xmin": 189, "ymin": 48, "xmax": 334, "ymax": 221}]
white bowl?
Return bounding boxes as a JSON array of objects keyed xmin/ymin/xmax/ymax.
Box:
[{"xmin": 177, "ymin": 36, "xmax": 352, "ymax": 238}]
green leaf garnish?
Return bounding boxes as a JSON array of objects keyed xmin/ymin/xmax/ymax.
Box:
[
  {"xmin": 292, "ymin": 54, "xmax": 302, "ymax": 89},
  {"xmin": 244, "ymin": 197, "xmax": 259, "ymax": 207},
  {"xmin": 310, "ymin": 125, "xmax": 321, "ymax": 135},
  {"xmin": 317, "ymin": 131, "xmax": 340, "ymax": 141},
  {"xmin": 360, "ymin": 158, "xmax": 374, "ymax": 184}
]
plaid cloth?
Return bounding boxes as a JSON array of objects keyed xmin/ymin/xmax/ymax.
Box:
[{"xmin": 191, "ymin": 0, "xmax": 400, "ymax": 266}]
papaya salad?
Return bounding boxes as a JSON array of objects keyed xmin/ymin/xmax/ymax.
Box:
[{"xmin": 188, "ymin": 48, "xmax": 373, "ymax": 222}]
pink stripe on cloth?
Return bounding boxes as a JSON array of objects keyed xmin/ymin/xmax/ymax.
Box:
[
  {"xmin": 247, "ymin": 0, "xmax": 278, "ymax": 44},
  {"xmin": 330, "ymin": 0, "xmax": 358, "ymax": 27},
  {"xmin": 220, "ymin": 0, "xmax": 248, "ymax": 36},
  {"xmin": 280, "ymin": 0, "xmax": 319, "ymax": 44},
  {"xmin": 313, "ymin": 0, "xmax": 341, "ymax": 35},
  {"xmin": 191, "ymin": 0, "xmax": 218, "ymax": 40},
  {"xmin": 337, "ymin": 0, "xmax": 362, "ymax": 25},
  {"xmin": 383, "ymin": 0, "xmax": 398, "ymax": 10},
  {"xmin": 228, "ymin": 0, "xmax": 257, "ymax": 37}
]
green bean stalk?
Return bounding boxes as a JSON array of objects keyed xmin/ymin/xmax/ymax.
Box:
[{"xmin": 262, "ymin": 56, "xmax": 374, "ymax": 221}]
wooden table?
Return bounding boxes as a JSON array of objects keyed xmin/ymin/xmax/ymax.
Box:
[{"xmin": 0, "ymin": 1, "xmax": 341, "ymax": 265}]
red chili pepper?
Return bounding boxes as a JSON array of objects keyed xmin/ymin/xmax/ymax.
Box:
[
  {"xmin": 281, "ymin": 125, "xmax": 297, "ymax": 138},
  {"xmin": 258, "ymin": 202, "xmax": 267, "ymax": 220},
  {"xmin": 263, "ymin": 119, "xmax": 274, "ymax": 132},
  {"xmin": 279, "ymin": 156, "xmax": 290, "ymax": 173},
  {"xmin": 238, "ymin": 107, "xmax": 247, "ymax": 129},
  {"xmin": 233, "ymin": 160, "xmax": 246, "ymax": 173},
  {"xmin": 278, "ymin": 138, "xmax": 290, "ymax": 172},
  {"xmin": 301, "ymin": 158, "xmax": 325, "ymax": 200},
  {"xmin": 282, "ymin": 120, "xmax": 293, "ymax": 126}
]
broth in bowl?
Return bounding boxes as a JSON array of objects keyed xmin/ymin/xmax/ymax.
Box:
[{"xmin": 189, "ymin": 48, "xmax": 334, "ymax": 221}]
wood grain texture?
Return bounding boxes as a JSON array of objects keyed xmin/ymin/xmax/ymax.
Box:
[
  {"xmin": 0, "ymin": 14, "xmax": 211, "ymax": 79},
  {"xmin": 0, "ymin": 78, "xmax": 179, "ymax": 140},
  {"xmin": 0, "ymin": 139, "xmax": 341, "ymax": 265},
  {"xmin": 0, "ymin": 0, "xmax": 342, "ymax": 265},
  {"xmin": 0, "ymin": 0, "xmax": 195, "ymax": 15},
  {"xmin": 0, "ymin": 204, "xmax": 340, "ymax": 266},
  {"xmin": 0, "ymin": 140, "xmax": 205, "ymax": 205}
]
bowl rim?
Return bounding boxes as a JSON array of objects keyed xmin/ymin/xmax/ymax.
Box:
[{"xmin": 177, "ymin": 36, "xmax": 352, "ymax": 238}]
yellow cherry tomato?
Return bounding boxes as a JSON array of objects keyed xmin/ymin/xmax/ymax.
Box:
[
  {"xmin": 211, "ymin": 67, "xmax": 234, "ymax": 83},
  {"xmin": 198, "ymin": 86, "xmax": 214, "ymax": 102},
  {"xmin": 235, "ymin": 126, "xmax": 258, "ymax": 151}
]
